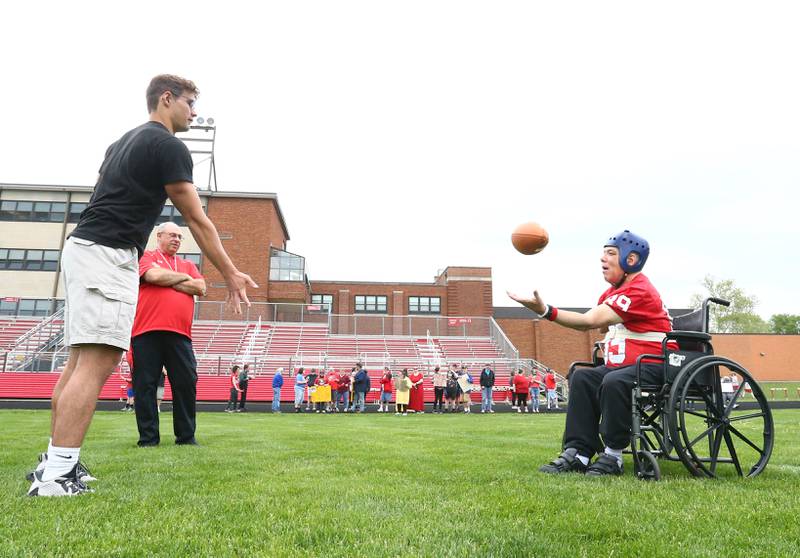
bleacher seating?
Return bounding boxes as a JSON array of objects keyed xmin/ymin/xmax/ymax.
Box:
[
  {"xmin": 0, "ymin": 317, "xmax": 43, "ymax": 351},
  {"xmin": 1, "ymin": 316, "xmax": 525, "ymax": 403}
]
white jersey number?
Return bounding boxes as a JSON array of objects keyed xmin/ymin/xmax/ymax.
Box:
[
  {"xmin": 605, "ymin": 294, "xmax": 632, "ymax": 313},
  {"xmin": 605, "ymin": 338, "xmax": 626, "ymax": 365}
]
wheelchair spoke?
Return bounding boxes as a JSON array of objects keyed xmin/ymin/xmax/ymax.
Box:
[
  {"xmin": 724, "ymin": 383, "xmax": 747, "ymax": 418},
  {"xmin": 687, "ymin": 422, "xmax": 721, "ymax": 452},
  {"xmin": 698, "ymin": 389, "xmax": 723, "ymax": 419},
  {"xmin": 728, "ymin": 411, "xmax": 765, "ymax": 423},
  {"xmin": 723, "ymin": 429, "xmax": 743, "ymax": 476},
  {"xmin": 708, "ymin": 427, "xmax": 725, "ymax": 476},
  {"xmin": 728, "ymin": 425, "xmax": 765, "ymax": 456},
  {"xmin": 682, "ymin": 407, "xmax": 711, "ymax": 420}
]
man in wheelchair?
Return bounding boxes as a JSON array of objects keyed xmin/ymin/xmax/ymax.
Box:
[{"xmin": 508, "ymin": 230, "xmax": 674, "ymax": 477}]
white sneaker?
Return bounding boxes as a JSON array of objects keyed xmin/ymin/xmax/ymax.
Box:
[
  {"xmin": 75, "ymin": 461, "xmax": 97, "ymax": 482},
  {"xmin": 27, "ymin": 467, "xmax": 92, "ymax": 497},
  {"xmin": 517, "ymin": 408, "xmax": 521, "ymax": 413},
  {"xmin": 26, "ymin": 453, "xmax": 96, "ymax": 483},
  {"xmin": 25, "ymin": 452, "xmax": 47, "ymax": 482}
]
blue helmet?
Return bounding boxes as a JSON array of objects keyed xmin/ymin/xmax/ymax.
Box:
[{"xmin": 605, "ymin": 230, "xmax": 649, "ymax": 273}]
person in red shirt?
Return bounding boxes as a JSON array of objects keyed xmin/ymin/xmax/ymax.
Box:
[
  {"xmin": 509, "ymin": 230, "xmax": 673, "ymax": 477},
  {"xmin": 378, "ymin": 367, "xmax": 393, "ymax": 412},
  {"xmin": 225, "ymin": 365, "xmax": 242, "ymax": 412},
  {"xmin": 129, "ymin": 221, "xmax": 205, "ymax": 446},
  {"xmin": 408, "ymin": 367, "xmax": 425, "ymax": 413},
  {"xmin": 513, "ymin": 369, "xmax": 530, "ymax": 413},
  {"xmin": 544, "ymin": 371, "xmax": 558, "ymax": 410},
  {"xmin": 119, "ymin": 364, "xmax": 135, "ymax": 411},
  {"xmin": 324, "ymin": 368, "xmax": 340, "ymax": 412}
]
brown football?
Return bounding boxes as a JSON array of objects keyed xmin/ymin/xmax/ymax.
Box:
[{"xmin": 511, "ymin": 222, "xmax": 549, "ymax": 255}]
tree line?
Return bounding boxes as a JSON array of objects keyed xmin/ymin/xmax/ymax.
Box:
[{"xmin": 690, "ymin": 275, "xmax": 799, "ymax": 334}]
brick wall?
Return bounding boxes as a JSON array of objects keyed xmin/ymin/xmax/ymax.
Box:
[
  {"xmin": 712, "ymin": 334, "xmax": 800, "ymax": 381},
  {"xmin": 497, "ymin": 316, "xmax": 800, "ymax": 381},
  {"xmin": 203, "ymin": 196, "xmax": 287, "ymax": 304}
]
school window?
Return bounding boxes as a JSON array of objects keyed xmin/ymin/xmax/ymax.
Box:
[
  {"xmin": 269, "ymin": 248, "xmax": 305, "ymax": 281},
  {"xmin": 0, "ymin": 200, "xmax": 67, "ymax": 222},
  {"xmin": 409, "ymin": 296, "xmax": 441, "ymax": 314},
  {"xmin": 311, "ymin": 294, "xmax": 333, "ymax": 309},
  {"xmin": 178, "ymin": 253, "xmax": 202, "ymax": 266},
  {"xmin": 355, "ymin": 295, "xmax": 387, "ymax": 313},
  {"xmin": 67, "ymin": 202, "xmax": 88, "ymax": 223},
  {"xmin": 156, "ymin": 205, "xmax": 187, "ymax": 226},
  {"xmin": 0, "ymin": 298, "xmax": 61, "ymax": 317},
  {"xmin": 0, "ymin": 248, "xmax": 60, "ymax": 271}
]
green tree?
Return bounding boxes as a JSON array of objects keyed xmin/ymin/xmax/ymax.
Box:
[
  {"xmin": 690, "ymin": 275, "xmax": 769, "ymax": 333},
  {"xmin": 768, "ymin": 314, "xmax": 800, "ymax": 334}
]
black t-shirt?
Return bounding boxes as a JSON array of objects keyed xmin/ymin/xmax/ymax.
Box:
[{"xmin": 71, "ymin": 121, "xmax": 193, "ymax": 256}]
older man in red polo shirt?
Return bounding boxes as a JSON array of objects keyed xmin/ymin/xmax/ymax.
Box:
[{"xmin": 130, "ymin": 221, "xmax": 205, "ymax": 446}]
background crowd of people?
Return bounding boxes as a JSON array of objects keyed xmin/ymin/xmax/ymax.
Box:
[{"xmin": 215, "ymin": 362, "xmax": 562, "ymax": 414}]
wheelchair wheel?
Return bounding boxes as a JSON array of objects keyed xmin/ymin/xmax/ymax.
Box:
[
  {"xmin": 668, "ymin": 356, "xmax": 773, "ymax": 478},
  {"xmin": 634, "ymin": 450, "xmax": 661, "ymax": 481}
]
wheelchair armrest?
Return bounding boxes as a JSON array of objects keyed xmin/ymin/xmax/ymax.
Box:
[
  {"xmin": 634, "ymin": 353, "xmax": 665, "ymax": 385},
  {"xmin": 666, "ymin": 330, "xmax": 711, "ymax": 343}
]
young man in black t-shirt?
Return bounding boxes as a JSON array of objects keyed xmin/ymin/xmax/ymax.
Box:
[{"xmin": 27, "ymin": 74, "xmax": 258, "ymax": 497}]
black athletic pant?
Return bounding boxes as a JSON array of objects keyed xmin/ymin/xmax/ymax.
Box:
[
  {"xmin": 563, "ymin": 363, "xmax": 663, "ymax": 458},
  {"xmin": 131, "ymin": 331, "xmax": 198, "ymax": 445},
  {"xmin": 239, "ymin": 382, "xmax": 248, "ymax": 409},
  {"xmin": 433, "ymin": 387, "xmax": 444, "ymax": 410}
]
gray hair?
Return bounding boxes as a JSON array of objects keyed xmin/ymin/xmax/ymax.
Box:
[{"xmin": 156, "ymin": 221, "xmax": 180, "ymax": 234}]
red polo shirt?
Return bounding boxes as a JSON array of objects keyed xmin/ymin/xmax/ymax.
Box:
[{"xmin": 131, "ymin": 249, "xmax": 202, "ymax": 339}]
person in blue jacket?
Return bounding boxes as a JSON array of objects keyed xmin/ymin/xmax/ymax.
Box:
[
  {"xmin": 353, "ymin": 363, "xmax": 369, "ymax": 413},
  {"xmin": 272, "ymin": 368, "xmax": 284, "ymax": 413}
]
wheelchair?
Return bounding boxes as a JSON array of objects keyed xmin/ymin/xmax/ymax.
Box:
[{"xmin": 568, "ymin": 297, "xmax": 774, "ymax": 480}]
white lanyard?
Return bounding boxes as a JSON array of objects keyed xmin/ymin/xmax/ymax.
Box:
[{"xmin": 157, "ymin": 250, "xmax": 177, "ymax": 272}]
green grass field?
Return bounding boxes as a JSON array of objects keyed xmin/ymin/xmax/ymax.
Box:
[
  {"xmin": 760, "ymin": 382, "xmax": 800, "ymax": 401},
  {"xmin": 2, "ymin": 409, "xmax": 799, "ymax": 558}
]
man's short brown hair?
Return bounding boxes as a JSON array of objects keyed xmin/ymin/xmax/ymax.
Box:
[{"xmin": 146, "ymin": 74, "xmax": 199, "ymax": 112}]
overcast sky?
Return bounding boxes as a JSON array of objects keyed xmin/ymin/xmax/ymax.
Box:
[{"xmin": 2, "ymin": 1, "xmax": 798, "ymax": 319}]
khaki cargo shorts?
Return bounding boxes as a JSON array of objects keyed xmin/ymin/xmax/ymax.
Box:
[{"xmin": 61, "ymin": 236, "xmax": 139, "ymax": 351}]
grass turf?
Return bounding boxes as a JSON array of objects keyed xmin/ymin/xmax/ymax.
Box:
[{"xmin": 1, "ymin": 409, "xmax": 799, "ymax": 557}]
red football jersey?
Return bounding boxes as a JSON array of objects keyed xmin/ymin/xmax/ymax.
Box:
[
  {"xmin": 131, "ymin": 250, "xmax": 203, "ymax": 339},
  {"xmin": 597, "ymin": 274, "xmax": 674, "ymax": 368}
]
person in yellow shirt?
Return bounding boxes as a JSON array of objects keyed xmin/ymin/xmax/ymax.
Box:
[{"xmin": 394, "ymin": 369, "xmax": 413, "ymax": 416}]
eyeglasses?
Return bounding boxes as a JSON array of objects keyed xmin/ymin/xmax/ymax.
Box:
[{"xmin": 177, "ymin": 95, "xmax": 197, "ymax": 110}]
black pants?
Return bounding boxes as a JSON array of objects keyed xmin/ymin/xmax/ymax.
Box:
[
  {"xmin": 228, "ymin": 389, "xmax": 238, "ymax": 410},
  {"xmin": 564, "ymin": 363, "xmax": 662, "ymax": 458},
  {"xmin": 517, "ymin": 393, "xmax": 528, "ymax": 407},
  {"xmin": 433, "ymin": 387, "xmax": 444, "ymax": 410},
  {"xmin": 131, "ymin": 331, "xmax": 198, "ymax": 445},
  {"xmin": 239, "ymin": 382, "xmax": 248, "ymax": 409}
]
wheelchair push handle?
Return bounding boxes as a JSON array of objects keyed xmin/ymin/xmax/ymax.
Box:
[{"xmin": 706, "ymin": 297, "xmax": 730, "ymax": 308}]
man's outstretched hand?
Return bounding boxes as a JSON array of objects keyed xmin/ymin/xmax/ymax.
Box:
[
  {"xmin": 507, "ymin": 289, "xmax": 547, "ymax": 316},
  {"xmin": 225, "ymin": 271, "xmax": 259, "ymax": 314}
]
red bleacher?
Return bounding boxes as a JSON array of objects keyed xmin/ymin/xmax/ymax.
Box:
[
  {"xmin": 0, "ymin": 317, "xmax": 43, "ymax": 351},
  {"xmin": 1, "ymin": 318, "xmax": 517, "ymax": 403}
]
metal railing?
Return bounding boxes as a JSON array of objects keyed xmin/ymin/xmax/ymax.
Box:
[
  {"xmin": 489, "ymin": 317, "xmax": 519, "ymax": 361},
  {"xmin": 4, "ymin": 308, "xmax": 66, "ymax": 372},
  {"xmin": 328, "ymin": 314, "xmax": 492, "ymax": 337},
  {"xmin": 194, "ymin": 301, "xmax": 331, "ymax": 325}
]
